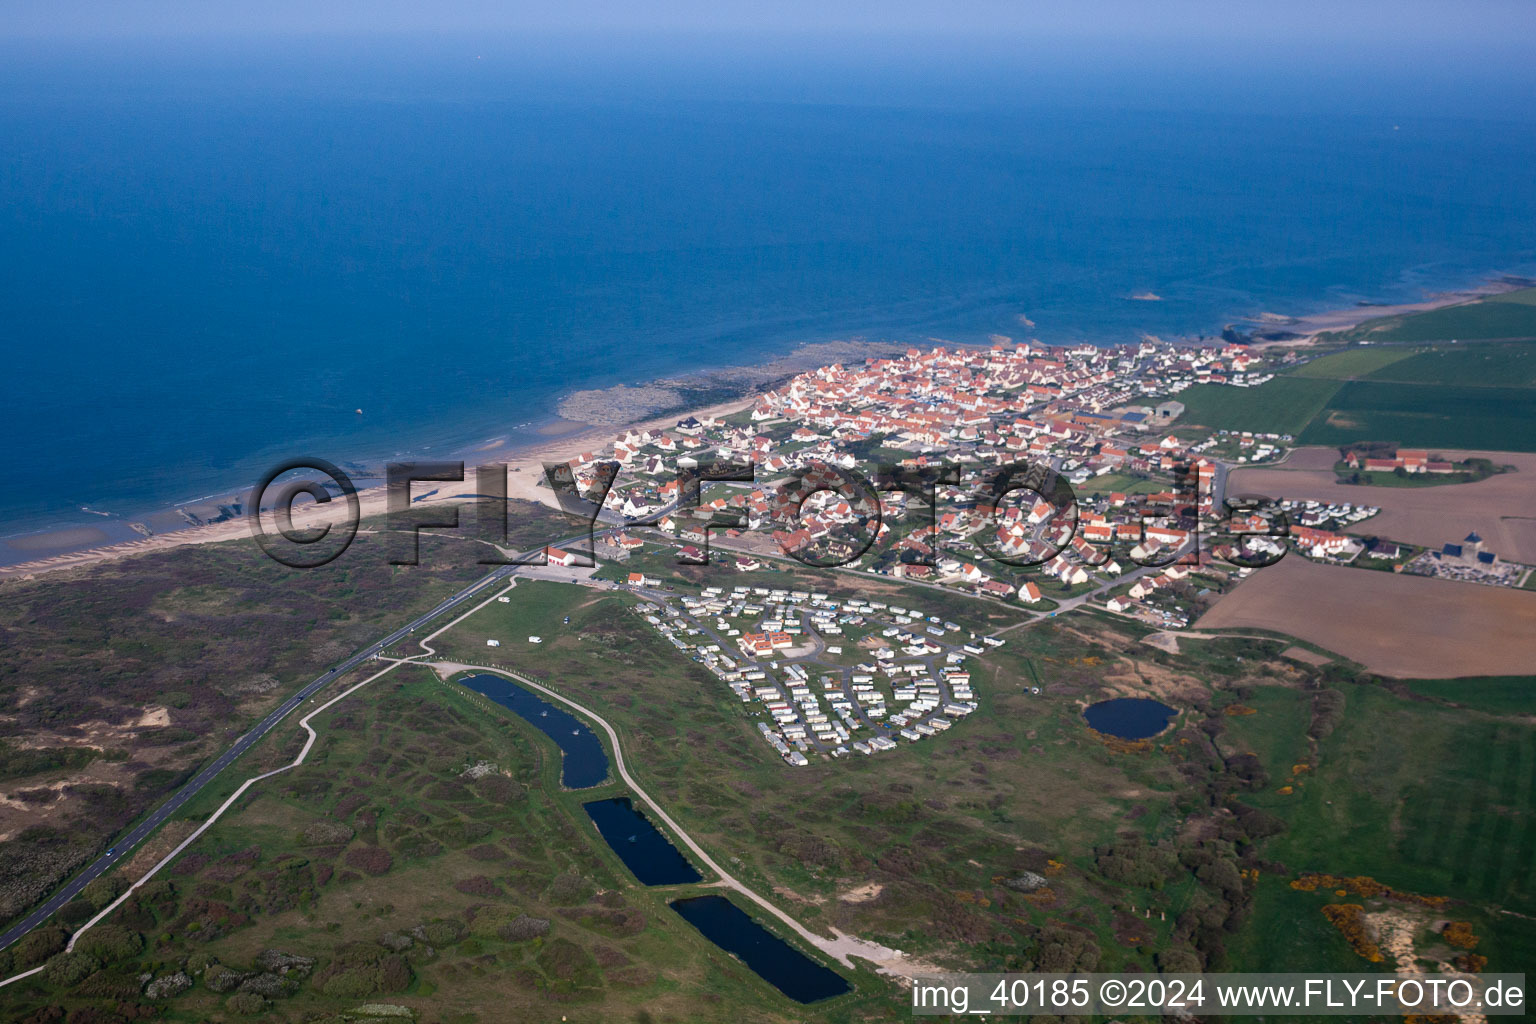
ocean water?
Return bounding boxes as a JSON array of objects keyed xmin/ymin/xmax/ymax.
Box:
[{"xmin": 3, "ymin": 39, "xmax": 1535, "ymax": 539}]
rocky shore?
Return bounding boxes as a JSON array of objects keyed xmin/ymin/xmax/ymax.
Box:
[{"xmin": 555, "ymin": 339, "xmax": 918, "ymax": 427}]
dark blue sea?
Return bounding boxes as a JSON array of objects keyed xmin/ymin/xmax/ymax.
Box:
[{"xmin": 3, "ymin": 36, "xmax": 1535, "ymax": 543}]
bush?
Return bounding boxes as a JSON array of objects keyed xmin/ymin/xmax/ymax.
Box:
[
  {"xmin": 58, "ymin": 900, "xmax": 96, "ymax": 926},
  {"xmin": 203, "ymin": 963, "xmax": 248, "ymax": 992},
  {"xmin": 412, "ymin": 919, "xmax": 465, "ymax": 946},
  {"xmin": 73, "ymin": 925, "xmax": 142, "ymax": 963},
  {"xmin": 80, "ymin": 874, "xmax": 129, "ymax": 911},
  {"xmin": 300, "ymin": 822, "xmax": 354, "ymax": 845},
  {"xmin": 1309, "ymin": 689, "xmax": 1346, "ymax": 739},
  {"xmin": 1156, "ymin": 947, "xmax": 1203, "ymax": 973},
  {"xmin": 312, "ymin": 942, "xmax": 412, "ymax": 998},
  {"xmin": 345, "ymin": 846, "xmax": 392, "ymax": 876},
  {"xmin": 14, "ymin": 926, "xmax": 67, "ymax": 967},
  {"xmin": 226, "ymin": 991, "xmax": 267, "ymax": 1015},
  {"xmin": 498, "ymin": 915, "xmax": 551, "ymax": 943},
  {"xmin": 42, "ymin": 951, "xmax": 100, "ymax": 986}
]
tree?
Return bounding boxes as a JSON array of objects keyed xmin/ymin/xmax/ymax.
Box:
[{"xmin": 1156, "ymin": 947, "xmax": 1203, "ymax": 974}]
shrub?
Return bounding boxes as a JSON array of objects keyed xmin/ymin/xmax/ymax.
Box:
[
  {"xmin": 80, "ymin": 874, "xmax": 130, "ymax": 911},
  {"xmin": 58, "ymin": 901, "xmax": 96, "ymax": 926},
  {"xmin": 498, "ymin": 915, "xmax": 551, "ymax": 943},
  {"xmin": 1156, "ymin": 947, "xmax": 1203, "ymax": 974},
  {"xmin": 226, "ymin": 991, "xmax": 266, "ymax": 1015},
  {"xmin": 14, "ymin": 927, "xmax": 68, "ymax": 967},
  {"xmin": 412, "ymin": 919, "xmax": 465, "ymax": 946},
  {"xmin": 203, "ymin": 963, "xmax": 248, "ymax": 992},
  {"xmin": 1442, "ymin": 921, "xmax": 1479, "ymax": 949},
  {"xmin": 312, "ymin": 942, "xmax": 412, "ymax": 998},
  {"xmin": 453, "ymin": 875, "xmax": 501, "ymax": 898},
  {"xmin": 300, "ymin": 822, "xmax": 354, "ymax": 845},
  {"xmin": 345, "ymin": 846, "xmax": 392, "ymax": 876},
  {"xmin": 73, "ymin": 925, "xmax": 143, "ymax": 963},
  {"xmin": 43, "ymin": 952, "xmax": 100, "ymax": 986}
]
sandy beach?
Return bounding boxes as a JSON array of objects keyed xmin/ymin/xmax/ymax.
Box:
[{"xmin": 0, "ymin": 395, "xmax": 758, "ymax": 582}]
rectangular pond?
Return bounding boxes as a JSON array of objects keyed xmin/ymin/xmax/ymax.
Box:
[
  {"xmin": 670, "ymin": 894, "xmax": 850, "ymax": 1004},
  {"xmin": 460, "ymin": 673, "xmax": 608, "ymax": 789},
  {"xmin": 583, "ymin": 797, "xmax": 702, "ymax": 885}
]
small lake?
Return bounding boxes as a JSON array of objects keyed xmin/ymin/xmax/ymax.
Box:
[
  {"xmin": 584, "ymin": 797, "xmax": 702, "ymax": 885},
  {"xmin": 1082, "ymin": 697, "xmax": 1178, "ymax": 740},
  {"xmin": 671, "ymin": 895, "xmax": 850, "ymax": 1004},
  {"xmin": 460, "ymin": 674, "xmax": 608, "ymax": 788}
]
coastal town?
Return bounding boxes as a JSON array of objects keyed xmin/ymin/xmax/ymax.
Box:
[
  {"xmin": 542, "ymin": 338, "xmax": 1528, "ymax": 637},
  {"xmin": 468, "ymin": 336, "xmax": 1527, "ymax": 768}
]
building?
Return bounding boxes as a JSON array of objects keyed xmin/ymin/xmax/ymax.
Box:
[{"xmin": 1439, "ymin": 532, "xmax": 1499, "ymax": 569}]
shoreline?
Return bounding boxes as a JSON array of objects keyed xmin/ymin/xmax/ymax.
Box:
[
  {"xmin": 0, "ymin": 336, "xmax": 921, "ymax": 576},
  {"xmin": 1238, "ymin": 275, "xmax": 1531, "ymax": 348},
  {"xmin": 1, "ymin": 272, "xmax": 1526, "ymax": 580},
  {"xmin": 0, "ymin": 392, "xmax": 761, "ymax": 581}
]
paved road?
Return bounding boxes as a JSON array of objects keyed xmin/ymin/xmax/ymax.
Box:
[{"xmin": 0, "ymin": 563, "xmax": 519, "ymax": 952}]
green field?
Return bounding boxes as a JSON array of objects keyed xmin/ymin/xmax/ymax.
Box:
[
  {"xmin": 1404, "ymin": 674, "xmax": 1536, "ymax": 715},
  {"xmin": 1333, "ymin": 286, "xmax": 1536, "ymax": 343},
  {"xmin": 1288, "ymin": 347, "xmax": 1412, "ymax": 379},
  {"xmin": 1362, "ymin": 340, "xmax": 1536, "ymax": 387},
  {"xmin": 1297, "ymin": 380, "xmax": 1536, "ymax": 450},
  {"xmin": 1197, "ymin": 325, "xmax": 1536, "ymax": 449},
  {"xmin": 1242, "ymin": 682, "xmax": 1536, "ymax": 914},
  {"xmin": 1168, "ymin": 376, "xmax": 1341, "ymax": 435}
]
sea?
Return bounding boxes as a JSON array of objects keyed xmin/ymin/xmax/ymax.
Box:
[{"xmin": 3, "ymin": 34, "xmax": 1535, "ymax": 552}]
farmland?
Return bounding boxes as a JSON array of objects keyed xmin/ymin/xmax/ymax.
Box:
[
  {"xmin": 1195, "ymin": 555, "xmax": 1536, "ymax": 678},
  {"xmin": 1181, "ymin": 288, "xmax": 1536, "ymax": 449},
  {"xmin": 1167, "ymin": 376, "xmax": 1340, "ymax": 436},
  {"xmin": 1296, "ymin": 380, "xmax": 1536, "ymax": 451},
  {"xmin": 1288, "ymin": 347, "xmax": 1412, "ymax": 379},
  {"xmin": 1362, "ymin": 340, "xmax": 1536, "ymax": 387},
  {"xmin": 1178, "ymin": 349, "xmax": 1536, "ymax": 453},
  {"xmin": 1229, "ymin": 448, "xmax": 1536, "ymax": 563}
]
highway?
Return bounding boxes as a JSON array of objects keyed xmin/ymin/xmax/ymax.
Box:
[{"xmin": 0, "ymin": 561, "xmax": 520, "ymax": 952}]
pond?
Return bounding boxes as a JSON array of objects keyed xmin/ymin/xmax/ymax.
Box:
[
  {"xmin": 583, "ymin": 797, "xmax": 702, "ymax": 886},
  {"xmin": 1082, "ymin": 697, "xmax": 1178, "ymax": 740},
  {"xmin": 670, "ymin": 895, "xmax": 850, "ymax": 1004},
  {"xmin": 459, "ymin": 674, "xmax": 608, "ymax": 788}
]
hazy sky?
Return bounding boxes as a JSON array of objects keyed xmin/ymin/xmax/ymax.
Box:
[{"xmin": 5, "ymin": 0, "xmax": 1534, "ymax": 45}]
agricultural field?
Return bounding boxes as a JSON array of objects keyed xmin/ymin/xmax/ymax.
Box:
[
  {"xmin": 1229, "ymin": 449, "xmax": 1536, "ymax": 563},
  {"xmin": 1404, "ymin": 674, "xmax": 1536, "ymax": 716},
  {"xmin": 1328, "ymin": 285, "xmax": 1536, "ymax": 344},
  {"xmin": 1168, "ymin": 376, "xmax": 1340, "ymax": 436},
  {"xmin": 1288, "ymin": 347, "xmax": 1413, "ymax": 379},
  {"xmin": 1297, "ymin": 380, "xmax": 1536, "ymax": 451},
  {"xmin": 1196, "ymin": 555, "xmax": 1536, "ymax": 678},
  {"xmin": 1362, "ymin": 340, "xmax": 1536, "ymax": 387}
]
